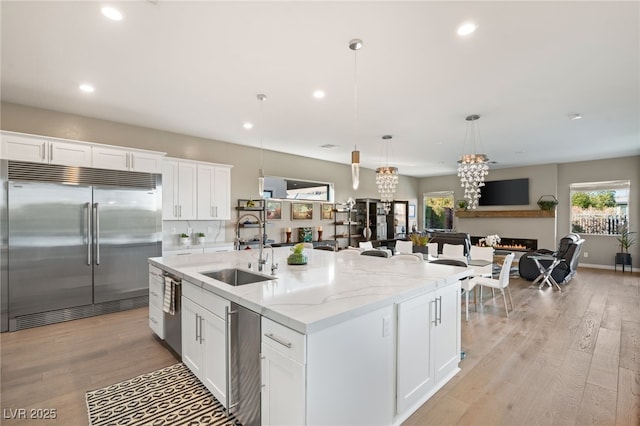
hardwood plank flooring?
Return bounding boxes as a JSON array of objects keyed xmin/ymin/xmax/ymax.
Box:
[{"xmin": 1, "ymin": 267, "xmax": 638, "ymax": 425}]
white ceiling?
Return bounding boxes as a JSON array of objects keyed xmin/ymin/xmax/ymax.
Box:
[{"xmin": 2, "ymin": 1, "xmax": 639, "ymax": 177}]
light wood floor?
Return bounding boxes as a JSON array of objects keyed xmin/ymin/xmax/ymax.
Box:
[{"xmin": 1, "ymin": 268, "xmax": 638, "ymax": 425}]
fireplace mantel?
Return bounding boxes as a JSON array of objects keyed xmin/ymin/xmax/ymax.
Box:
[{"xmin": 457, "ymin": 209, "xmax": 555, "ymax": 218}]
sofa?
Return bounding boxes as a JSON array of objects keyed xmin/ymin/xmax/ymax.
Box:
[
  {"xmin": 429, "ymin": 231, "xmax": 472, "ymax": 257},
  {"xmin": 518, "ymin": 233, "xmax": 585, "ymax": 284}
]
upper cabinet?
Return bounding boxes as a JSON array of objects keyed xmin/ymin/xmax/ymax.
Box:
[
  {"xmin": 163, "ymin": 159, "xmax": 197, "ymax": 220},
  {"xmin": 1, "ymin": 132, "xmax": 92, "ymax": 167},
  {"xmin": 163, "ymin": 158, "xmax": 233, "ymax": 221},
  {"xmin": 0, "ymin": 131, "xmax": 165, "ymax": 173},
  {"xmin": 92, "ymin": 146, "xmax": 163, "ymax": 173},
  {"xmin": 197, "ymin": 164, "xmax": 231, "ymax": 220}
]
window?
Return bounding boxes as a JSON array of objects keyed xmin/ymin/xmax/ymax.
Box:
[
  {"xmin": 570, "ymin": 180, "xmax": 630, "ymax": 235},
  {"xmin": 424, "ymin": 191, "xmax": 454, "ymax": 231},
  {"xmin": 264, "ymin": 176, "xmax": 332, "ymax": 202}
]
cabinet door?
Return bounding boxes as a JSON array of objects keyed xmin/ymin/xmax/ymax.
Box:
[
  {"xmin": 396, "ymin": 293, "xmax": 435, "ymax": 415},
  {"xmin": 1, "ymin": 133, "xmax": 47, "ymax": 162},
  {"xmin": 261, "ymin": 343, "xmax": 306, "ymax": 426},
  {"xmin": 212, "ymin": 166, "xmax": 231, "ymax": 220},
  {"xmin": 162, "ymin": 160, "xmax": 179, "ymax": 220},
  {"xmin": 201, "ymin": 308, "xmax": 228, "ymax": 406},
  {"xmin": 197, "ymin": 164, "xmax": 231, "ymax": 220},
  {"xmin": 92, "ymin": 146, "xmax": 129, "ymax": 171},
  {"xmin": 433, "ymin": 283, "xmax": 461, "ymax": 382},
  {"xmin": 177, "ymin": 162, "xmax": 197, "ymax": 220},
  {"xmin": 181, "ymin": 297, "xmax": 204, "ymax": 377},
  {"xmin": 49, "ymin": 140, "xmax": 92, "ymax": 167},
  {"xmin": 130, "ymin": 151, "xmax": 163, "ymax": 173}
]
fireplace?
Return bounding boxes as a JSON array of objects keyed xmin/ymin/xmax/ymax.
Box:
[{"xmin": 470, "ymin": 236, "xmax": 537, "ymax": 252}]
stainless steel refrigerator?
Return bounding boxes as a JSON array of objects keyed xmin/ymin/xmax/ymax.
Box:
[{"xmin": 1, "ymin": 160, "xmax": 161, "ymax": 331}]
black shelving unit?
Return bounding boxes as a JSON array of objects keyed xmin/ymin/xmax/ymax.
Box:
[
  {"xmin": 333, "ymin": 203, "xmax": 359, "ymax": 249},
  {"xmin": 235, "ymin": 199, "xmax": 272, "ymax": 249}
]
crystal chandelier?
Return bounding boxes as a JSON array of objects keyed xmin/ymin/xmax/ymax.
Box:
[
  {"xmin": 376, "ymin": 135, "xmax": 398, "ymax": 213},
  {"xmin": 349, "ymin": 39, "xmax": 362, "ymax": 190},
  {"xmin": 257, "ymin": 94, "xmax": 267, "ymax": 197},
  {"xmin": 457, "ymin": 114, "xmax": 489, "ymax": 209}
]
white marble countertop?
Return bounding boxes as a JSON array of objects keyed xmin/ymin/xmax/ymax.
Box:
[{"xmin": 149, "ymin": 247, "xmax": 470, "ymax": 334}]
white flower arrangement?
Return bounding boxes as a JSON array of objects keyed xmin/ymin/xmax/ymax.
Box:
[{"xmin": 479, "ymin": 234, "xmax": 501, "ymax": 247}]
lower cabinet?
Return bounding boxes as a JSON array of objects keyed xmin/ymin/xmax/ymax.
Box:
[
  {"xmin": 396, "ymin": 281, "xmax": 461, "ymax": 418},
  {"xmin": 182, "ymin": 282, "xmax": 230, "ymax": 407}
]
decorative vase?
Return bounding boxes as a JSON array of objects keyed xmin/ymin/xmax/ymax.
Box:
[{"xmin": 287, "ymin": 253, "xmax": 308, "ymax": 265}]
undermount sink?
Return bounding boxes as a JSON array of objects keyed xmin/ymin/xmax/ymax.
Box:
[{"xmin": 200, "ymin": 268, "xmax": 274, "ymax": 286}]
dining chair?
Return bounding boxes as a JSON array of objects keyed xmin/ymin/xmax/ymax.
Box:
[
  {"xmin": 427, "ymin": 242, "xmax": 438, "ymax": 260},
  {"xmin": 336, "ymin": 248, "xmax": 362, "ymax": 257},
  {"xmin": 314, "ymin": 245, "xmax": 335, "ymax": 252},
  {"xmin": 361, "ymin": 249, "xmax": 391, "ymax": 258},
  {"xmin": 302, "ymin": 243, "xmax": 314, "ymax": 249},
  {"xmin": 430, "ymin": 258, "xmax": 476, "ymax": 321},
  {"xmin": 442, "ymin": 243, "xmax": 464, "ymax": 258},
  {"xmin": 470, "ymin": 246, "xmax": 494, "ymax": 278},
  {"xmin": 395, "ymin": 240, "xmax": 413, "ymax": 254},
  {"xmin": 359, "ymin": 241, "xmax": 374, "ymax": 250},
  {"xmin": 390, "ymin": 253, "xmax": 423, "ymax": 262},
  {"xmin": 470, "ymin": 253, "xmax": 516, "ymax": 318}
]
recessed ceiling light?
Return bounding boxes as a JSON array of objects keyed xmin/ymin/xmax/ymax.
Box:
[
  {"xmin": 457, "ymin": 22, "xmax": 477, "ymax": 36},
  {"xmin": 101, "ymin": 6, "xmax": 123, "ymax": 21},
  {"xmin": 313, "ymin": 90, "xmax": 326, "ymax": 99},
  {"xmin": 79, "ymin": 83, "xmax": 95, "ymax": 93},
  {"xmin": 569, "ymin": 113, "xmax": 583, "ymax": 120},
  {"xmin": 243, "ymin": 122, "xmax": 254, "ymax": 130}
]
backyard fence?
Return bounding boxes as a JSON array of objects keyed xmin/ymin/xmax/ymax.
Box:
[{"xmin": 571, "ymin": 214, "xmax": 628, "ymax": 235}]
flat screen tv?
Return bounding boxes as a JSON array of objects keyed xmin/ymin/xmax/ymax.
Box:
[{"xmin": 479, "ymin": 178, "xmax": 529, "ymax": 206}]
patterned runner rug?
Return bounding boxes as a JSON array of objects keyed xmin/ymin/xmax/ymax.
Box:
[{"xmin": 86, "ymin": 362, "xmax": 241, "ymax": 426}]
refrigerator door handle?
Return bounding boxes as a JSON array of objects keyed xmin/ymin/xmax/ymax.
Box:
[
  {"xmin": 93, "ymin": 202, "xmax": 100, "ymax": 265},
  {"xmin": 86, "ymin": 202, "xmax": 92, "ymax": 265}
]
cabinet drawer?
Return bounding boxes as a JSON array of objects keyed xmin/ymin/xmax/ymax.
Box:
[
  {"xmin": 201, "ymin": 288, "xmax": 230, "ymax": 319},
  {"xmin": 182, "ymin": 280, "xmax": 203, "ymax": 301},
  {"xmin": 262, "ymin": 317, "xmax": 306, "ymax": 364},
  {"xmin": 149, "ymin": 265, "xmax": 164, "ymax": 279},
  {"xmin": 149, "ymin": 277, "xmax": 164, "ymax": 309},
  {"xmin": 149, "ymin": 304, "xmax": 164, "ymax": 339}
]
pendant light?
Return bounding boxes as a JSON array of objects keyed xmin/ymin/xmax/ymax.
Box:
[
  {"xmin": 349, "ymin": 38, "xmax": 362, "ymax": 190},
  {"xmin": 257, "ymin": 94, "xmax": 267, "ymax": 197},
  {"xmin": 376, "ymin": 135, "xmax": 399, "ymax": 214},
  {"xmin": 457, "ymin": 114, "xmax": 490, "ymax": 209}
]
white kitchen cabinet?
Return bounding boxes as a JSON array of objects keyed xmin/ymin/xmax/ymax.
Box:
[
  {"xmin": 182, "ymin": 280, "xmax": 230, "ymax": 406},
  {"xmin": 261, "ymin": 343, "xmax": 306, "ymax": 426},
  {"xmin": 162, "ymin": 159, "xmax": 197, "ymax": 220},
  {"xmin": 148, "ymin": 266, "xmax": 165, "ymax": 339},
  {"xmin": 92, "ymin": 146, "xmax": 163, "ymax": 173},
  {"xmin": 181, "ymin": 296, "xmax": 205, "ymax": 377},
  {"xmin": 396, "ymin": 281, "xmax": 461, "ymax": 419},
  {"xmin": 196, "ymin": 163, "xmax": 231, "ymax": 220},
  {"xmin": 1, "ymin": 132, "xmax": 92, "ymax": 167},
  {"xmin": 261, "ymin": 317, "xmax": 306, "ymax": 426}
]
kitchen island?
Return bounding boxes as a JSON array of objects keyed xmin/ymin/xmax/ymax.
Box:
[{"xmin": 149, "ymin": 247, "xmax": 470, "ymax": 426}]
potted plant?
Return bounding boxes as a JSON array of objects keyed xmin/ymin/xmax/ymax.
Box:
[
  {"xmin": 456, "ymin": 199, "xmax": 468, "ymax": 211},
  {"xmin": 537, "ymin": 195, "xmax": 558, "ymax": 211},
  {"xmin": 287, "ymin": 243, "xmax": 308, "ymax": 265},
  {"xmin": 179, "ymin": 233, "xmax": 190, "ymax": 245},
  {"xmin": 409, "ymin": 233, "xmax": 429, "ymax": 255},
  {"xmin": 615, "ymin": 224, "xmax": 636, "ymax": 271},
  {"xmin": 196, "ymin": 232, "xmax": 206, "ymax": 244}
]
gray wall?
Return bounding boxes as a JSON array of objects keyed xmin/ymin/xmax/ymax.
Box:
[{"xmin": 1, "ymin": 102, "xmax": 418, "ymax": 244}]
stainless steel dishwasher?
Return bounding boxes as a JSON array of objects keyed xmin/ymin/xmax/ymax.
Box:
[{"xmin": 228, "ymin": 302, "xmax": 261, "ymax": 426}]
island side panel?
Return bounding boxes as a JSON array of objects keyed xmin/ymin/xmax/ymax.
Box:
[{"xmin": 306, "ymin": 304, "xmax": 395, "ymax": 426}]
